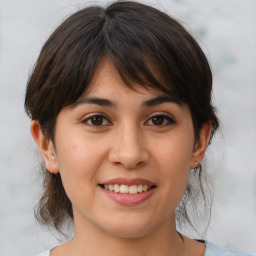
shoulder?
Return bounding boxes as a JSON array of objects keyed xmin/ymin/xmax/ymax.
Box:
[
  {"xmin": 35, "ymin": 250, "xmax": 50, "ymax": 256},
  {"xmin": 205, "ymin": 241, "xmax": 255, "ymax": 256}
]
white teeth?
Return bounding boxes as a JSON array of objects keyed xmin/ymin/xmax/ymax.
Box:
[
  {"xmin": 120, "ymin": 185, "xmax": 129, "ymax": 193},
  {"xmin": 103, "ymin": 184, "xmax": 152, "ymax": 194},
  {"xmin": 129, "ymin": 185, "xmax": 137, "ymax": 194},
  {"xmin": 114, "ymin": 184, "xmax": 120, "ymax": 193},
  {"xmin": 137, "ymin": 185, "xmax": 143, "ymax": 193}
]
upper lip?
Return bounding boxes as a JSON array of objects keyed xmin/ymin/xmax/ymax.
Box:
[{"xmin": 100, "ymin": 177, "xmax": 156, "ymax": 186}]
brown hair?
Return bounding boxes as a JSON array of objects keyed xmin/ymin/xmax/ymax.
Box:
[{"xmin": 25, "ymin": 1, "xmax": 219, "ymax": 234}]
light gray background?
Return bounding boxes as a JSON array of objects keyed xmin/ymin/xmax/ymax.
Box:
[{"xmin": 0, "ymin": 0, "xmax": 255, "ymax": 255}]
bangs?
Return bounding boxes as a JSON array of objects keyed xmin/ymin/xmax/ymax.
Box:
[
  {"xmin": 103, "ymin": 3, "xmax": 179, "ymax": 98},
  {"xmin": 72, "ymin": 1, "xmax": 208, "ymax": 106},
  {"xmin": 55, "ymin": 5, "xmax": 184, "ymax": 106}
]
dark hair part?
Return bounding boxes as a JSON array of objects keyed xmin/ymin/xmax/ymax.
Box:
[{"xmin": 25, "ymin": 1, "xmax": 219, "ymax": 233}]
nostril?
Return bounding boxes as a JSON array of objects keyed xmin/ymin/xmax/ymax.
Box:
[{"xmin": 136, "ymin": 161, "xmax": 145, "ymax": 166}]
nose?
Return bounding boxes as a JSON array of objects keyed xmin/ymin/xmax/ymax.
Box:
[{"xmin": 108, "ymin": 124, "xmax": 150, "ymax": 169}]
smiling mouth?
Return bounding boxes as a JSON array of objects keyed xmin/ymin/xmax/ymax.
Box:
[{"xmin": 99, "ymin": 184, "xmax": 156, "ymax": 195}]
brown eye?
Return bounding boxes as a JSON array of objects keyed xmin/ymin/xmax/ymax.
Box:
[
  {"xmin": 83, "ymin": 115, "xmax": 110, "ymax": 126},
  {"xmin": 146, "ymin": 114, "xmax": 175, "ymax": 126},
  {"xmin": 91, "ymin": 116, "xmax": 104, "ymax": 126},
  {"xmin": 152, "ymin": 116, "xmax": 164, "ymax": 125}
]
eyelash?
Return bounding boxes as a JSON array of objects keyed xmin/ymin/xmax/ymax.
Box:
[
  {"xmin": 82, "ymin": 114, "xmax": 111, "ymax": 127},
  {"xmin": 145, "ymin": 114, "xmax": 175, "ymax": 126},
  {"xmin": 82, "ymin": 113, "xmax": 175, "ymax": 127}
]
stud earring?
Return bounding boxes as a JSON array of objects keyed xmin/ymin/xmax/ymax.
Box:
[{"xmin": 194, "ymin": 162, "xmax": 200, "ymax": 172}]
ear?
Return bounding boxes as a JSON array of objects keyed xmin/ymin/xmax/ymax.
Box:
[
  {"xmin": 190, "ymin": 121, "xmax": 212, "ymax": 169},
  {"xmin": 30, "ymin": 120, "xmax": 59, "ymax": 174}
]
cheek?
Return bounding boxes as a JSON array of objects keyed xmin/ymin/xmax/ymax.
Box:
[
  {"xmin": 151, "ymin": 134, "xmax": 193, "ymax": 203},
  {"xmin": 54, "ymin": 134, "xmax": 107, "ymax": 196},
  {"xmin": 153, "ymin": 135, "xmax": 194, "ymax": 173},
  {"xmin": 56, "ymin": 130, "xmax": 105, "ymax": 169}
]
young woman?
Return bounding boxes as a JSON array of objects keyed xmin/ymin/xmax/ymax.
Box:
[{"xmin": 25, "ymin": 1, "xmax": 253, "ymax": 256}]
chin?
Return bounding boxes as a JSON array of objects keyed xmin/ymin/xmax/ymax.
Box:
[{"xmin": 101, "ymin": 216, "xmax": 159, "ymax": 239}]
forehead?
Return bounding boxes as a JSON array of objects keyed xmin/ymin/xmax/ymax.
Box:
[
  {"xmin": 85, "ymin": 58, "xmax": 132, "ymax": 95},
  {"xmin": 81, "ymin": 57, "xmax": 179, "ymax": 102}
]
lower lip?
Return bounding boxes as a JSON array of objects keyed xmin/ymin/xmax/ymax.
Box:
[{"xmin": 100, "ymin": 187, "xmax": 156, "ymax": 206}]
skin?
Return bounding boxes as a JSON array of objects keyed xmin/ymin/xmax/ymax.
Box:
[{"xmin": 31, "ymin": 58, "xmax": 212, "ymax": 256}]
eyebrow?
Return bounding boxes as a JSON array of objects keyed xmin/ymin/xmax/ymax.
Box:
[
  {"xmin": 72, "ymin": 95, "xmax": 181, "ymax": 108},
  {"xmin": 142, "ymin": 95, "xmax": 182, "ymax": 107},
  {"xmin": 72, "ymin": 97, "xmax": 117, "ymax": 108}
]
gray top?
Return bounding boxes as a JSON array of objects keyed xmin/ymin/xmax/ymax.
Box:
[{"xmin": 35, "ymin": 241, "xmax": 254, "ymax": 256}]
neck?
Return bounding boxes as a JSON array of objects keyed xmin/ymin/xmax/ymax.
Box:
[{"xmin": 65, "ymin": 214, "xmax": 186, "ymax": 256}]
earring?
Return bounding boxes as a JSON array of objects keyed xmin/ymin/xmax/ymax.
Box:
[{"xmin": 194, "ymin": 162, "xmax": 200, "ymax": 172}]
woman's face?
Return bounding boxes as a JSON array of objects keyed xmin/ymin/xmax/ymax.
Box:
[{"xmin": 35, "ymin": 58, "xmax": 210, "ymax": 238}]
